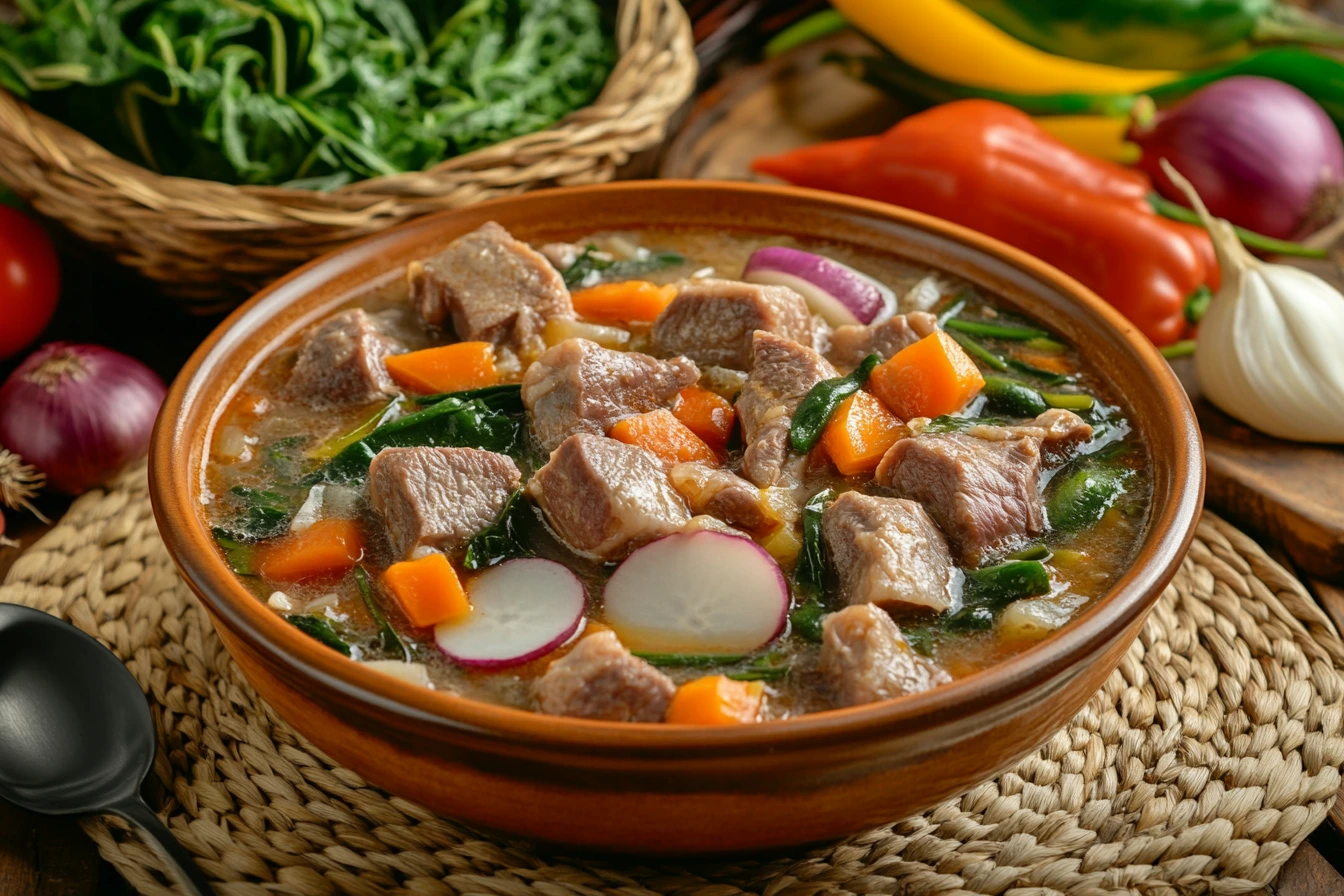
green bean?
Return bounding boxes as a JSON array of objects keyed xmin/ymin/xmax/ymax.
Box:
[
  {"xmin": 1041, "ymin": 391, "xmax": 1095, "ymax": 411},
  {"xmin": 1026, "ymin": 336, "xmax": 1069, "ymax": 353},
  {"xmin": 789, "ymin": 355, "xmax": 881, "ymax": 454},
  {"xmin": 945, "ymin": 318, "xmax": 1051, "ymax": 340},
  {"xmin": 949, "ymin": 332, "xmax": 1009, "ymax": 372},
  {"xmin": 963, "ymin": 560, "xmax": 1053, "ymax": 606}
]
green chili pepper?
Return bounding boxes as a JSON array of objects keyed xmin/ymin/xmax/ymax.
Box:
[
  {"xmin": 955, "ymin": 0, "xmax": 1344, "ymax": 71},
  {"xmin": 1149, "ymin": 194, "xmax": 1326, "ymax": 260},
  {"xmin": 789, "ymin": 354, "xmax": 881, "ymax": 454}
]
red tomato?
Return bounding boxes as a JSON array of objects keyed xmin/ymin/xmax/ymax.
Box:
[{"xmin": 0, "ymin": 206, "xmax": 60, "ymax": 360}]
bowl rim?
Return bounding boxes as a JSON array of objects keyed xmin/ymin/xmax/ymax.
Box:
[{"xmin": 149, "ymin": 179, "xmax": 1204, "ymax": 755}]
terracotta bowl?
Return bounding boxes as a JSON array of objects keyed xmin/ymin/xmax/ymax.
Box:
[{"xmin": 149, "ymin": 181, "xmax": 1204, "ymax": 855}]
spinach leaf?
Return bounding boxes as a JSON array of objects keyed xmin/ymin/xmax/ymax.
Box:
[
  {"xmin": 213, "ymin": 531, "xmax": 257, "ymax": 576},
  {"xmin": 214, "ymin": 486, "xmax": 293, "ymax": 542},
  {"xmin": 288, "ymin": 615, "xmax": 351, "ymax": 656},
  {"xmin": 635, "ymin": 653, "xmax": 748, "ymax": 667},
  {"xmin": 561, "ymin": 245, "xmax": 685, "ymax": 288},
  {"xmin": 464, "ymin": 489, "xmax": 534, "ymax": 570},
  {"xmin": 354, "ymin": 566, "xmax": 410, "ymax": 662},
  {"xmin": 910, "ymin": 560, "xmax": 1053, "ymax": 640},
  {"xmin": 414, "ymin": 383, "xmax": 523, "ymax": 413},
  {"xmin": 790, "ymin": 487, "xmax": 836, "ymax": 642},
  {"xmin": 311, "ymin": 395, "xmax": 525, "ymax": 484}
]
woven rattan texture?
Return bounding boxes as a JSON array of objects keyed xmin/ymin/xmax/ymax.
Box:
[
  {"xmin": 0, "ymin": 0, "xmax": 694, "ymax": 312},
  {"xmin": 4, "ymin": 464, "xmax": 1344, "ymax": 896}
]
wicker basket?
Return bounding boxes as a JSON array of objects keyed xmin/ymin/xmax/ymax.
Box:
[{"xmin": 0, "ymin": 0, "xmax": 695, "ymax": 314}]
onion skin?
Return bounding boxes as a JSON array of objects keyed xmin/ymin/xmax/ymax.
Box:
[
  {"xmin": 1132, "ymin": 77, "xmax": 1344, "ymax": 240},
  {"xmin": 0, "ymin": 343, "xmax": 166, "ymax": 495}
]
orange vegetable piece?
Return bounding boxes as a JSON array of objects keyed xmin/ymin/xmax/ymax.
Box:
[
  {"xmin": 869, "ymin": 331, "xmax": 985, "ymax": 420},
  {"xmin": 1016, "ymin": 351, "xmax": 1073, "ymax": 375},
  {"xmin": 672, "ymin": 386, "xmax": 737, "ymax": 452},
  {"xmin": 571, "ymin": 281, "xmax": 678, "ymax": 324},
  {"xmin": 381, "ymin": 553, "xmax": 470, "ymax": 628},
  {"xmin": 821, "ymin": 391, "xmax": 905, "ymax": 476},
  {"xmin": 256, "ymin": 519, "xmax": 365, "ymax": 583},
  {"xmin": 665, "ymin": 675, "xmax": 765, "ymax": 725},
  {"xmin": 384, "ymin": 342, "xmax": 497, "ymax": 395},
  {"xmin": 608, "ymin": 408, "xmax": 718, "ymax": 465}
]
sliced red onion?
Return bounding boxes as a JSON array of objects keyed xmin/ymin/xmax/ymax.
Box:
[{"xmin": 743, "ymin": 247, "xmax": 896, "ymax": 327}]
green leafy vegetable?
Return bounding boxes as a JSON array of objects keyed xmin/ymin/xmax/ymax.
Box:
[
  {"xmin": 945, "ymin": 318, "xmax": 1051, "ymax": 341},
  {"xmin": 354, "ymin": 566, "xmax": 409, "ymax": 662},
  {"xmin": 561, "ymin": 245, "xmax": 685, "ymax": 289},
  {"xmin": 414, "ymin": 383, "xmax": 523, "ymax": 412},
  {"xmin": 214, "ymin": 486, "xmax": 293, "ymax": 542},
  {"xmin": 726, "ymin": 654, "xmax": 791, "ymax": 682},
  {"xmin": 311, "ymin": 394, "xmax": 524, "ymax": 484},
  {"xmin": 288, "ymin": 615, "xmax": 351, "ymax": 656},
  {"xmin": 941, "ymin": 560, "xmax": 1053, "ymax": 633},
  {"xmin": 923, "ymin": 414, "xmax": 1010, "ymax": 433},
  {"xmin": 310, "ymin": 400, "xmax": 400, "ymax": 460},
  {"xmin": 635, "ymin": 653, "xmax": 748, "ymax": 667},
  {"xmin": 464, "ymin": 489, "xmax": 533, "ymax": 570},
  {"xmin": 0, "ymin": 0, "xmax": 615, "ymax": 187},
  {"xmin": 213, "ymin": 531, "xmax": 258, "ymax": 576},
  {"xmin": 790, "ymin": 487, "xmax": 836, "ymax": 642},
  {"xmin": 789, "ymin": 354, "xmax": 881, "ymax": 454},
  {"xmin": 633, "ymin": 652, "xmax": 790, "ymax": 681}
]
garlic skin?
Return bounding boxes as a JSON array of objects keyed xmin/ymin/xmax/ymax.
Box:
[{"xmin": 1162, "ymin": 160, "xmax": 1344, "ymax": 443}]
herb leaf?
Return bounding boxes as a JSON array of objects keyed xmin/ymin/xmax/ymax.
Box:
[
  {"xmin": 354, "ymin": 566, "xmax": 409, "ymax": 662},
  {"xmin": 789, "ymin": 354, "xmax": 881, "ymax": 454},
  {"xmin": 790, "ymin": 487, "xmax": 836, "ymax": 642},
  {"xmin": 288, "ymin": 615, "xmax": 351, "ymax": 656},
  {"xmin": 464, "ymin": 489, "xmax": 534, "ymax": 570}
]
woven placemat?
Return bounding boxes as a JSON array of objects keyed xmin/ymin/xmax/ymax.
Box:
[{"xmin": 5, "ymin": 464, "xmax": 1344, "ymax": 896}]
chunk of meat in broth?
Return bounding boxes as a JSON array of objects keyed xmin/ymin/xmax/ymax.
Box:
[
  {"xmin": 527, "ymin": 433, "xmax": 691, "ymax": 561},
  {"xmin": 736, "ymin": 332, "xmax": 839, "ymax": 487},
  {"xmin": 535, "ymin": 630, "xmax": 676, "ymax": 722},
  {"xmin": 963, "ymin": 408, "xmax": 1094, "ymax": 457},
  {"xmin": 653, "ymin": 279, "xmax": 814, "ymax": 370},
  {"xmin": 822, "ymin": 492, "xmax": 958, "ymax": 613},
  {"xmin": 407, "ymin": 222, "xmax": 574, "ymax": 359},
  {"xmin": 369, "ymin": 447, "xmax": 521, "ymax": 560},
  {"xmin": 522, "ymin": 338, "xmax": 699, "ymax": 452},
  {"xmin": 821, "ymin": 604, "xmax": 951, "ymax": 707},
  {"xmin": 876, "ymin": 411, "xmax": 1092, "ymax": 565},
  {"xmin": 283, "ymin": 309, "xmax": 404, "ymax": 409},
  {"xmin": 828, "ymin": 311, "xmax": 939, "ymax": 369},
  {"xmin": 668, "ymin": 462, "xmax": 777, "ymax": 533}
]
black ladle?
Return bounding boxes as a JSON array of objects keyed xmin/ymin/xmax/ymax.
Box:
[{"xmin": 0, "ymin": 603, "xmax": 212, "ymax": 895}]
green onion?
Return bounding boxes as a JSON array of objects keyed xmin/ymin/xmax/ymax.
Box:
[
  {"xmin": 945, "ymin": 318, "xmax": 1051, "ymax": 341},
  {"xmin": 1025, "ymin": 336, "xmax": 1069, "ymax": 353},
  {"xmin": 1041, "ymin": 391, "xmax": 1095, "ymax": 411},
  {"xmin": 949, "ymin": 332, "xmax": 1009, "ymax": 372}
]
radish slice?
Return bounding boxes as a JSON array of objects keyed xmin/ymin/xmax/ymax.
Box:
[
  {"xmin": 743, "ymin": 247, "xmax": 896, "ymax": 327},
  {"xmin": 434, "ymin": 559, "xmax": 586, "ymax": 669},
  {"xmin": 603, "ymin": 531, "xmax": 788, "ymax": 654}
]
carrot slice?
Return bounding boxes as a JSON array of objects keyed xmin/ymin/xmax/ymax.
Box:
[
  {"xmin": 672, "ymin": 386, "xmax": 737, "ymax": 453},
  {"xmin": 869, "ymin": 331, "xmax": 985, "ymax": 420},
  {"xmin": 382, "ymin": 553, "xmax": 470, "ymax": 628},
  {"xmin": 256, "ymin": 519, "xmax": 364, "ymax": 583},
  {"xmin": 608, "ymin": 408, "xmax": 718, "ymax": 465},
  {"xmin": 665, "ymin": 675, "xmax": 765, "ymax": 725},
  {"xmin": 384, "ymin": 342, "xmax": 497, "ymax": 395},
  {"xmin": 821, "ymin": 391, "xmax": 904, "ymax": 476},
  {"xmin": 571, "ymin": 281, "xmax": 678, "ymax": 324}
]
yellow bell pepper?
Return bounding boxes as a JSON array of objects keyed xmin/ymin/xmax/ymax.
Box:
[{"xmin": 830, "ymin": 0, "xmax": 1178, "ymax": 95}]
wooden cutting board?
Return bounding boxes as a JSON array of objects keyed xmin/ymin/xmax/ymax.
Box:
[{"xmin": 661, "ymin": 33, "xmax": 1344, "ymax": 581}]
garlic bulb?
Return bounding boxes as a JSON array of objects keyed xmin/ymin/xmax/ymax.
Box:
[{"xmin": 1162, "ymin": 160, "xmax": 1344, "ymax": 443}]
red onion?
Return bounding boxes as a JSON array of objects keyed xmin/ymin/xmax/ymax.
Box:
[
  {"xmin": 0, "ymin": 343, "xmax": 166, "ymax": 495},
  {"xmin": 743, "ymin": 247, "xmax": 896, "ymax": 326},
  {"xmin": 1131, "ymin": 76, "xmax": 1344, "ymax": 240}
]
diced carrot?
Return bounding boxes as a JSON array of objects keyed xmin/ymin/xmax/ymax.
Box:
[
  {"xmin": 673, "ymin": 386, "xmax": 737, "ymax": 453},
  {"xmin": 384, "ymin": 342, "xmax": 497, "ymax": 395},
  {"xmin": 1015, "ymin": 351, "xmax": 1073, "ymax": 375},
  {"xmin": 256, "ymin": 519, "xmax": 365, "ymax": 583},
  {"xmin": 820, "ymin": 391, "xmax": 904, "ymax": 476},
  {"xmin": 665, "ymin": 675, "xmax": 765, "ymax": 725},
  {"xmin": 869, "ymin": 331, "xmax": 985, "ymax": 420},
  {"xmin": 571, "ymin": 281, "xmax": 678, "ymax": 324},
  {"xmin": 608, "ymin": 408, "xmax": 718, "ymax": 465},
  {"xmin": 381, "ymin": 553, "xmax": 470, "ymax": 628}
]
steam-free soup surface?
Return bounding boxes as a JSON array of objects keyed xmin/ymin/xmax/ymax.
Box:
[{"xmin": 205, "ymin": 225, "xmax": 1149, "ymax": 723}]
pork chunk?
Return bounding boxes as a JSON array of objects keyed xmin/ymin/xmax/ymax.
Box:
[
  {"xmin": 527, "ymin": 434, "xmax": 691, "ymax": 561},
  {"xmin": 522, "ymin": 338, "xmax": 699, "ymax": 452},
  {"xmin": 535, "ymin": 631, "xmax": 675, "ymax": 722},
  {"xmin": 653, "ymin": 279, "xmax": 814, "ymax": 370},
  {"xmin": 369, "ymin": 447, "xmax": 521, "ymax": 559},
  {"xmin": 964, "ymin": 409, "xmax": 1093, "ymax": 457},
  {"xmin": 736, "ymin": 332, "xmax": 839, "ymax": 487},
  {"xmin": 877, "ymin": 433, "xmax": 1045, "ymax": 565},
  {"xmin": 828, "ymin": 311, "xmax": 939, "ymax": 369},
  {"xmin": 407, "ymin": 222, "xmax": 574, "ymax": 354},
  {"xmin": 284, "ymin": 309, "xmax": 403, "ymax": 409},
  {"xmin": 820, "ymin": 605, "xmax": 950, "ymax": 707},
  {"xmin": 822, "ymin": 492, "xmax": 958, "ymax": 613},
  {"xmin": 668, "ymin": 462, "xmax": 776, "ymax": 532}
]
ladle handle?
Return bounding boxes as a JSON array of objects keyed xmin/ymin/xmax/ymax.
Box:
[{"xmin": 111, "ymin": 797, "xmax": 214, "ymax": 896}]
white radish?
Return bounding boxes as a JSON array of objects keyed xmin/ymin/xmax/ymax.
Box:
[
  {"xmin": 602, "ymin": 531, "xmax": 788, "ymax": 654},
  {"xmin": 435, "ymin": 559, "xmax": 586, "ymax": 669}
]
